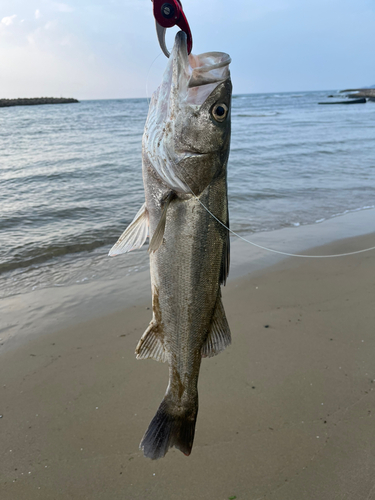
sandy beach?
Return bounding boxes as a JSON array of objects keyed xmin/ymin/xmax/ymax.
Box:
[{"xmin": 1, "ymin": 218, "xmax": 375, "ymax": 499}]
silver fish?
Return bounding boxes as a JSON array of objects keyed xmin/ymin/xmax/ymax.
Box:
[{"xmin": 110, "ymin": 31, "xmax": 232, "ymax": 459}]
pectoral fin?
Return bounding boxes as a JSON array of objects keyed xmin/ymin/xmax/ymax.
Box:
[
  {"xmin": 135, "ymin": 321, "xmax": 167, "ymax": 363},
  {"xmin": 148, "ymin": 192, "xmax": 176, "ymax": 254},
  {"xmin": 109, "ymin": 203, "xmax": 149, "ymax": 256},
  {"xmin": 201, "ymin": 292, "xmax": 231, "ymax": 358}
]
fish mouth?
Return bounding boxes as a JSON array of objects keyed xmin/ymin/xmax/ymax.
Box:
[
  {"xmin": 153, "ymin": 31, "xmax": 231, "ymax": 112},
  {"xmin": 169, "ymin": 31, "xmax": 231, "ymax": 105},
  {"xmin": 177, "ymin": 150, "xmax": 210, "ymax": 159},
  {"xmin": 188, "ymin": 52, "xmax": 232, "ymax": 88}
]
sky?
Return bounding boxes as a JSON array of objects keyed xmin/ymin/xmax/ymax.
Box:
[{"xmin": 1, "ymin": 0, "xmax": 374, "ymax": 99}]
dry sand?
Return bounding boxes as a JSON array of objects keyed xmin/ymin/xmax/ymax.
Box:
[{"xmin": 1, "ymin": 232, "xmax": 375, "ymax": 499}]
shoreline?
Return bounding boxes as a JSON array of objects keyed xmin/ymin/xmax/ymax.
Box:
[
  {"xmin": 0, "ymin": 207, "xmax": 374, "ymax": 353},
  {"xmin": 1, "ymin": 228, "xmax": 375, "ymax": 498}
]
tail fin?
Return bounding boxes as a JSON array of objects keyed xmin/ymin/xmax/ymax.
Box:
[{"xmin": 140, "ymin": 397, "xmax": 198, "ymax": 460}]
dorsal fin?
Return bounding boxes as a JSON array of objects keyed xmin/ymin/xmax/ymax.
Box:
[
  {"xmin": 220, "ymin": 229, "xmax": 230, "ymax": 285},
  {"xmin": 201, "ymin": 292, "xmax": 231, "ymax": 358}
]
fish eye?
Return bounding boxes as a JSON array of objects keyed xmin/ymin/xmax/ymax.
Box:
[{"xmin": 212, "ymin": 103, "xmax": 228, "ymax": 123}]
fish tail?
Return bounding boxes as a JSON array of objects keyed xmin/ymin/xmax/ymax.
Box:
[{"xmin": 140, "ymin": 396, "xmax": 198, "ymax": 460}]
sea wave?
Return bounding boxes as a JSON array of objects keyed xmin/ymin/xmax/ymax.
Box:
[
  {"xmin": 235, "ymin": 112, "xmax": 280, "ymax": 118},
  {"xmin": 1, "ymin": 92, "xmax": 375, "ymax": 298}
]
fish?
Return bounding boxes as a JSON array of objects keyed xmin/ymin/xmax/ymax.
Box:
[{"xmin": 109, "ymin": 31, "xmax": 232, "ymax": 460}]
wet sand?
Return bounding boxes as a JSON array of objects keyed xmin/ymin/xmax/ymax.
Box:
[{"xmin": 1, "ymin": 232, "xmax": 375, "ymax": 499}]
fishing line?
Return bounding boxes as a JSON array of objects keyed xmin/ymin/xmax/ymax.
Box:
[
  {"xmin": 146, "ymin": 52, "xmax": 165, "ymax": 106},
  {"xmin": 144, "ymin": 56, "xmax": 375, "ymax": 259},
  {"xmin": 181, "ymin": 177, "xmax": 375, "ymax": 259}
]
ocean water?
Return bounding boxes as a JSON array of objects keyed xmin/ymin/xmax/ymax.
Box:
[{"xmin": 1, "ymin": 91, "xmax": 374, "ymax": 299}]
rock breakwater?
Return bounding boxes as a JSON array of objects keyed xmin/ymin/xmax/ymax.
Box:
[
  {"xmin": 0, "ymin": 97, "xmax": 79, "ymax": 108},
  {"xmin": 340, "ymin": 88, "xmax": 375, "ymax": 102}
]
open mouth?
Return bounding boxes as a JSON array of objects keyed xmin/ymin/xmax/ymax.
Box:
[
  {"xmin": 188, "ymin": 52, "xmax": 232, "ymax": 88},
  {"xmin": 170, "ymin": 31, "xmax": 231, "ymax": 106}
]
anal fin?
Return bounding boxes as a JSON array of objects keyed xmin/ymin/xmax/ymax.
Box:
[
  {"xmin": 201, "ymin": 292, "xmax": 231, "ymax": 358},
  {"xmin": 135, "ymin": 321, "xmax": 167, "ymax": 363},
  {"xmin": 109, "ymin": 203, "xmax": 149, "ymax": 256}
]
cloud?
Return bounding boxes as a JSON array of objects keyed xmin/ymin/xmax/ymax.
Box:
[
  {"xmin": 45, "ymin": 20, "xmax": 58, "ymax": 30},
  {"xmin": 35, "ymin": 10, "xmax": 41, "ymax": 19},
  {"xmin": 1, "ymin": 15, "xmax": 17, "ymax": 26},
  {"xmin": 60, "ymin": 34, "xmax": 74, "ymax": 46},
  {"xmin": 53, "ymin": 3, "xmax": 75, "ymax": 13},
  {"xmin": 27, "ymin": 30, "xmax": 40, "ymax": 45}
]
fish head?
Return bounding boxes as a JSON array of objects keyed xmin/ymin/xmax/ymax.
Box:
[{"xmin": 143, "ymin": 31, "xmax": 232, "ymax": 195}]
